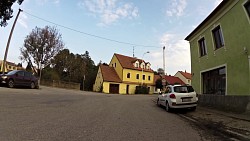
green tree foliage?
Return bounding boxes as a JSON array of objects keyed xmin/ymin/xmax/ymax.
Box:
[
  {"xmin": 0, "ymin": 0, "xmax": 23, "ymax": 27},
  {"xmin": 155, "ymin": 78, "xmax": 163, "ymax": 89},
  {"xmin": 20, "ymin": 26, "xmax": 64, "ymax": 75},
  {"xmin": 83, "ymin": 51, "xmax": 98, "ymax": 91},
  {"xmin": 50, "ymin": 49, "xmax": 98, "ymax": 91}
]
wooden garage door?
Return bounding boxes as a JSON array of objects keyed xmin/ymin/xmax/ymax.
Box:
[{"xmin": 109, "ymin": 84, "xmax": 119, "ymax": 94}]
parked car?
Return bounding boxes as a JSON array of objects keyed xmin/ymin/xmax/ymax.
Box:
[
  {"xmin": 157, "ymin": 85, "xmax": 198, "ymax": 112},
  {"xmin": 0, "ymin": 70, "xmax": 39, "ymax": 89}
]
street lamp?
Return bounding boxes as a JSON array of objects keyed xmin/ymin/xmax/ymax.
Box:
[{"xmin": 141, "ymin": 51, "xmax": 150, "ymax": 85}]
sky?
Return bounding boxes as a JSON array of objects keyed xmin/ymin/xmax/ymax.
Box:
[{"xmin": 0, "ymin": 0, "xmax": 223, "ymax": 75}]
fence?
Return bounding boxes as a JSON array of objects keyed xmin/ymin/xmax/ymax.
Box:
[{"xmin": 40, "ymin": 80, "xmax": 80, "ymax": 90}]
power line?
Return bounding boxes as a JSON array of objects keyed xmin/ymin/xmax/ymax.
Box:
[{"xmin": 23, "ymin": 11, "xmax": 161, "ymax": 48}]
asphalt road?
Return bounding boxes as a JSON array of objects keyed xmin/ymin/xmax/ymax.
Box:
[{"xmin": 0, "ymin": 86, "xmax": 224, "ymax": 141}]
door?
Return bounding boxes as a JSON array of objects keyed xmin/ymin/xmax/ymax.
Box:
[
  {"xmin": 126, "ymin": 85, "xmax": 129, "ymax": 94},
  {"xmin": 109, "ymin": 84, "xmax": 119, "ymax": 94},
  {"xmin": 15, "ymin": 71, "xmax": 25, "ymax": 85}
]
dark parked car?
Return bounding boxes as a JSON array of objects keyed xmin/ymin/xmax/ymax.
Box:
[{"xmin": 0, "ymin": 70, "xmax": 39, "ymax": 89}]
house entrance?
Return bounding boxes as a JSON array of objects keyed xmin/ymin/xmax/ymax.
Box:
[
  {"xmin": 109, "ymin": 84, "xmax": 119, "ymax": 94},
  {"xmin": 126, "ymin": 85, "xmax": 129, "ymax": 94},
  {"xmin": 202, "ymin": 67, "xmax": 226, "ymax": 95}
]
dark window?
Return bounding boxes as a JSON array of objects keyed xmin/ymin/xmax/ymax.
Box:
[
  {"xmin": 244, "ymin": 1, "xmax": 250, "ymax": 18},
  {"xmin": 115, "ymin": 63, "xmax": 116, "ymax": 67},
  {"xmin": 142, "ymin": 75, "xmax": 145, "ymax": 80},
  {"xmin": 24, "ymin": 72, "xmax": 32, "ymax": 77},
  {"xmin": 17, "ymin": 71, "xmax": 24, "ymax": 77},
  {"xmin": 212, "ymin": 26, "xmax": 224, "ymax": 49},
  {"xmin": 127, "ymin": 73, "xmax": 130, "ymax": 78},
  {"xmin": 198, "ymin": 37, "xmax": 207, "ymax": 57},
  {"xmin": 174, "ymin": 86, "xmax": 194, "ymax": 93},
  {"xmin": 202, "ymin": 67, "xmax": 226, "ymax": 95},
  {"xmin": 148, "ymin": 76, "xmax": 151, "ymax": 80},
  {"xmin": 136, "ymin": 74, "xmax": 139, "ymax": 79}
]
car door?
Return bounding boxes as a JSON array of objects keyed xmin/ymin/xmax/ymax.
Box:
[
  {"xmin": 15, "ymin": 71, "xmax": 25, "ymax": 86},
  {"xmin": 24, "ymin": 71, "xmax": 32, "ymax": 86}
]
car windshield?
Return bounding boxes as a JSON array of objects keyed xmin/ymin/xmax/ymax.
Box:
[
  {"xmin": 174, "ymin": 86, "xmax": 194, "ymax": 93},
  {"xmin": 6, "ymin": 70, "xmax": 19, "ymax": 75}
]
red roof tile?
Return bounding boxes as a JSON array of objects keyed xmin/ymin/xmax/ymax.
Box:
[
  {"xmin": 114, "ymin": 53, "xmax": 153, "ymax": 72},
  {"xmin": 100, "ymin": 64, "xmax": 122, "ymax": 83},
  {"xmin": 154, "ymin": 74, "xmax": 185, "ymax": 85},
  {"xmin": 179, "ymin": 71, "xmax": 192, "ymax": 79}
]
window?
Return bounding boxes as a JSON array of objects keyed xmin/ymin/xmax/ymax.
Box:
[
  {"xmin": 136, "ymin": 74, "xmax": 139, "ymax": 79},
  {"xmin": 17, "ymin": 71, "xmax": 24, "ymax": 77},
  {"xmin": 198, "ymin": 37, "xmax": 207, "ymax": 57},
  {"xmin": 142, "ymin": 75, "xmax": 145, "ymax": 80},
  {"xmin": 148, "ymin": 76, "xmax": 151, "ymax": 80},
  {"xmin": 212, "ymin": 26, "xmax": 224, "ymax": 49},
  {"xmin": 202, "ymin": 67, "xmax": 226, "ymax": 95},
  {"xmin": 244, "ymin": 1, "xmax": 250, "ymax": 18},
  {"xmin": 127, "ymin": 73, "xmax": 130, "ymax": 78},
  {"xmin": 115, "ymin": 63, "xmax": 116, "ymax": 67}
]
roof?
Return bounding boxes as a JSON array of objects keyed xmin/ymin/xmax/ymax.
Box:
[
  {"xmin": 114, "ymin": 53, "xmax": 153, "ymax": 72},
  {"xmin": 0, "ymin": 60, "xmax": 17, "ymax": 67},
  {"xmin": 154, "ymin": 74, "xmax": 185, "ymax": 85},
  {"xmin": 185, "ymin": 0, "xmax": 228, "ymax": 40},
  {"xmin": 179, "ymin": 71, "xmax": 192, "ymax": 79},
  {"xmin": 100, "ymin": 64, "xmax": 122, "ymax": 83}
]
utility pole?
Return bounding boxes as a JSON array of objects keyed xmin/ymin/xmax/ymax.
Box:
[
  {"xmin": 2, "ymin": 9, "xmax": 23, "ymax": 74},
  {"xmin": 163, "ymin": 46, "xmax": 166, "ymax": 75}
]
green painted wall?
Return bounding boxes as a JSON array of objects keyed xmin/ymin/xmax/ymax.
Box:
[{"xmin": 188, "ymin": 1, "xmax": 250, "ymax": 95}]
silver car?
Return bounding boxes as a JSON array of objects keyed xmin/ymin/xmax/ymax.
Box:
[{"xmin": 157, "ymin": 85, "xmax": 198, "ymax": 112}]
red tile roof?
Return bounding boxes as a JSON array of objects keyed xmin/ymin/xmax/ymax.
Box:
[
  {"xmin": 154, "ymin": 74, "xmax": 185, "ymax": 85},
  {"xmin": 114, "ymin": 53, "xmax": 153, "ymax": 72},
  {"xmin": 179, "ymin": 71, "xmax": 192, "ymax": 79},
  {"xmin": 100, "ymin": 64, "xmax": 122, "ymax": 83}
]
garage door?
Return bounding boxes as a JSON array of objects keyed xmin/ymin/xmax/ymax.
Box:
[{"xmin": 109, "ymin": 84, "xmax": 119, "ymax": 94}]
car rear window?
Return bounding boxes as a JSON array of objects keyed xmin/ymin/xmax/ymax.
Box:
[{"xmin": 174, "ymin": 86, "xmax": 194, "ymax": 93}]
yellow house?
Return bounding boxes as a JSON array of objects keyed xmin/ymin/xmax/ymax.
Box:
[
  {"xmin": 0, "ymin": 60, "xmax": 20, "ymax": 73},
  {"xmin": 93, "ymin": 53, "xmax": 155, "ymax": 94}
]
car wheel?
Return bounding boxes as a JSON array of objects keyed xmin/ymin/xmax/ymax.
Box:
[
  {"xmin": 8, "ymin": 79, "xmax": 14, "ymax": 88},
  {"xmin": 165, "ymin": 101, "xmax": 172, "ymax": 112},
  {"xmin": 190, "ymin": 106, "xmax": 196, "ymax": 111},
  {"xmin": 156, "ymin": 98, "xmax": 160, "ymax": 106},
  {"xmin": 30, "ymin": 82, "xmax": 35, "ymax": 89}
]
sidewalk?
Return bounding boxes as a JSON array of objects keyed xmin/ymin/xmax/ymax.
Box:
[{"xmin": 184, "ymin": 106, "xmax": 250, "ymax": 140}]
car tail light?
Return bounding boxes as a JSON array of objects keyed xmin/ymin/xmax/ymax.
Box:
[{"xmin": 169, "ymin": 94, "xmax": 176, "ymax": 99}]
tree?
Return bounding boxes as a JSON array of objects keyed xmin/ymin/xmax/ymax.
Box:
[
  {"xmin": 157, "ymin": 68, "xmax": 165, "ymax": 75},
  {"xmin": 0, "ymin": 0, "xmax": 24, "ymax": 27},
  {"xmin": 20, "ymin": 26, "xmax": 64, "ymax": 75}
]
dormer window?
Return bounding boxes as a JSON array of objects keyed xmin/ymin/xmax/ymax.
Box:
[
  {"xmin": 140, "ymin": 62, "xmax": 145, "ymax": 69},
  {"xmin": 134, "ymin": 60, "xmax": 139, "ymax": 68},
  {"xmin": 146, "ymin": 63, "xmax": 151, "ymax": 70}
]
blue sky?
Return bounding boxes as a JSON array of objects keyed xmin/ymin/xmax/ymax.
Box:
[{"xmin": 0, "ymin": 0, "xmax": 222, "ymax": 75}]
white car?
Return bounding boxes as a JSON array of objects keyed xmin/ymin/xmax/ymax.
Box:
[{"xmin": 157, "ymin": 85, "xmax": 198, "ymax": 112}]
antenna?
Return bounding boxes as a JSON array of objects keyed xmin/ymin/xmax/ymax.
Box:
[{"xmin": 133, "ymin": 46, "xmax": 135, "ymax": 57}]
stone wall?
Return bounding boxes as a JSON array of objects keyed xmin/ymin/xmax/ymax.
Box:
[
  {"xmin": 41, "ymin": 80, "xmax": 80, "ymax": 90},
  {"xmin": 198, "ymin": 94, "xmax": 250, "ymax": 113}
]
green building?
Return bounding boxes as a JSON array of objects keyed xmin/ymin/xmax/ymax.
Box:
[{"xmin": 185, "ymin": 0, "xmax": 250, "ymax": 96}]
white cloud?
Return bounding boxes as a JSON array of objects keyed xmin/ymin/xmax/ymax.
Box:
[
  {"xmin": 166, "ymin": 0, "xmax": 187, "ymax": 17},
  {"xmin": 149, "ymin": 33, "xmax": 191, "ymax": 75},
  {"xmin": 78, "ymin": 0, "xmax": 139, "ymax": 25}
]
